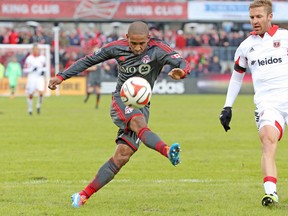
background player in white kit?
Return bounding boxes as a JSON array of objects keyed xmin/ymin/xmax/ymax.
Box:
[
  {"xmin": 23, "ymin": 43, "xmax": 46, "ymax": 115},
  {"xmin": 219, "ymin": 0, "xmax": 288, "ymax": 207}
]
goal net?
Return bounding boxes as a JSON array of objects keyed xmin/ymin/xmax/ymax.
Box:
[{"xmin": 0, "ymin": 44, "xmax": 51, "ymax": 96}]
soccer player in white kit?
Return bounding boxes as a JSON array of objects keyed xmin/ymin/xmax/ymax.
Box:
[
  {"xmin": 219, "ymin": 0, "xmax": 288, "ymax": 207},
  {"xmin": 23, "ymin": 43, "xmax": 46, "ymax": 115}
]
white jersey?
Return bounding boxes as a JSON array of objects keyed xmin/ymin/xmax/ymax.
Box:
[
  {"xmin": 23, "ymin": 54, "xmax": 46, "ymax": 94},
  {"xmin": 227, "ymin": 25, "xmax": 288, "ymax": 111}
]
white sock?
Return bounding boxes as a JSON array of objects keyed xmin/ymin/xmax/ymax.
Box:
[
  {"xmin": 36, "ymin": 96, "xmax": 43, "ymax": 109},
  {"xmin": 264, "ymin": 181, "xmax": 277, "ymax": 195},
  {"xmin": 27, "ymin": 98, "xmax": 33, "ymax": 113}
]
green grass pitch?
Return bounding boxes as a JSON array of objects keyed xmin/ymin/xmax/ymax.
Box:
[{"xmin": 1, "ymin": 94, "xmax": 288, "ymax": 216}]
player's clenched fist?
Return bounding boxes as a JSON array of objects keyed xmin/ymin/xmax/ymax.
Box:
[
  {"xmin": 48, "ymin": 76, "xmax": 63, "ymax": 90},
  {"xmin": 168, "ymin": 68, "xmax": 185, "ymax": 80}
]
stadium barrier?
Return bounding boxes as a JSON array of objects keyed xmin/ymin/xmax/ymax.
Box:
[{"xmin": 0, "ymin": 74, "xmax": 254, "ymax": 96}]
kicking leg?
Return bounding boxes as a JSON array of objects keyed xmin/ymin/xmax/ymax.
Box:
[{"xmin": 130, "ymin": 115, "xmax": 181, "ymax": 166}]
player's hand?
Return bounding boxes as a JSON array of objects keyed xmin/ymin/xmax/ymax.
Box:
[
  {"xmin": 168, "ymin": 68, "xmax": 185, "ymax": 80},
  {"xmin": 219, "ymin": 107, "xmax": 232, "ymax": 132},
  {"xmin": 48, "ymin": 76, "xmax": 63, "ymax": 90}
]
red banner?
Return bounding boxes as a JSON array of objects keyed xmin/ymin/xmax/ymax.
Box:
[{"xmin": 0, "ymin": 0, "xmax": 187, "ymax": 21}]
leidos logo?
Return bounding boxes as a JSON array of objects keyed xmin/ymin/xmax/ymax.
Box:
[{"xmin": 258, "ymin": 57, "xmax": 282, "ymax": 66}]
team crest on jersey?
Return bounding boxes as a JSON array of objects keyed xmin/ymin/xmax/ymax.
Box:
[
  {"xmin": 273, "ymin": 40, "xmax": 280, "ymax": 48},
  {"xmin": 94, "ymin": 48, "xmax": 101, "ymax": 55},
  {"xmin": 119, "ymin": 56, "xmax": 125, "ymax": 62},
  {"xmin": 125, "ymin": 106, "xmax": 134, "ymax": 114},
  {"xmin": 141, "ymin": 55, "xmax": 151, "ymax": 63}
]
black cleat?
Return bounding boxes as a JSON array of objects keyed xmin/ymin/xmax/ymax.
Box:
[{"xmin": 262, "ymin": 193, "xmax": 278, "ymax": 207}]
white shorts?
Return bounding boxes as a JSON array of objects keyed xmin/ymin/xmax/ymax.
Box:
[
  {"xmin": 26, "ymin": 76, "xmax": 45, "ymax": 95},
  {"xmin": 255, "ymin": 107, "xmax": 288, "ymax": 140}
]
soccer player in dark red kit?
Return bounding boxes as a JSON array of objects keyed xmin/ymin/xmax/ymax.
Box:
[{"xmin": 48, "ymin": 21, "xmax": 191, "ymax": 208}]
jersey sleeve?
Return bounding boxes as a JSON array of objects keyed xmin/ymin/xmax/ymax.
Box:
[
  {"xmin": 224, "ymin": 45, "xmax": 247, "ymax": 107},
  {"xmin": 151, "ymin": 40, "xmax": 191, "ymax": 78},
  {"xmin": 22, "ymin": 56, "xmax": 34, "ymax": 74},
  {"xmin": 57, "ymin": 46, "xmax": 113, "ymax": 80}
]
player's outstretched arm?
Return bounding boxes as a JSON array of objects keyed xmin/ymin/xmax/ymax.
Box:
[
  {"xmin": 48, "ymin": 76, "xmax": 63, "ymax": 90},
  {"xmin": 168, "ymin": 68, "xmax": 185, "ymax": 80}
]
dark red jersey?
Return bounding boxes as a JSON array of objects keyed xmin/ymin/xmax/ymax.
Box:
[{"xmin": 58, "ymin": 38, "xmax": 191, "ymax": 91}]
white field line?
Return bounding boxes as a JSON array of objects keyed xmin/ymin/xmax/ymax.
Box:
[{"xmin": 1, "ymin": 179, "xmax": 229, "ymax": 185}]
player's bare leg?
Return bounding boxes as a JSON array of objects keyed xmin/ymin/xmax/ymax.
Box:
[
  {"xmin": 71, "ymin": 144, "xmax": 134, "ymax": 208},
  {"xmin": 260, "ymin": 125, "xmax": 279, "ymax": 207}
]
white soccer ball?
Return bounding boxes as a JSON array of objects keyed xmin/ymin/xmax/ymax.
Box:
[{"xmin": 120, "ymin": 77, "xmax": 152, "ymax": 109}]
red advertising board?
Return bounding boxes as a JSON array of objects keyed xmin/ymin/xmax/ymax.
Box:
[{"xmin": 0, "ymin": 0, "xmax": 187, "ymax": 21}]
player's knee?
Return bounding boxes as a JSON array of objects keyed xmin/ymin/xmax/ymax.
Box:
[
  {"xmin": 113, "ymin": 145, "xmax": 134, "ymax": 167},
  {"xmin": 129, "ymin": 115, "xmax": 147, "ymax": 134},
  {"xmin": 113, "ymin": 153, "xmax": 130, "ymax": 167}
]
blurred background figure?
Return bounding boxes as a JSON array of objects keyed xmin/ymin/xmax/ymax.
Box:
[
  {"xmin": 23, "ymin": 43, "xmax": 47, "ymax": 115},
  {"xmin": 5, "ymin": 55, "xmax": 22, "ymax": 98},
  {"xmin": 0, "ymin": 58, "xmax": 4, "ymax": 84},
  {"xmin": 83, "ymin": 47, "xmax": 103, "ymax": 109}
]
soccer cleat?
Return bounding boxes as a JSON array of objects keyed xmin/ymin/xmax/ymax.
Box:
[
  {"xmin": 168, "ymin": 143, "xmax": 181, "ymax": 166},
  {"xmin": 262, "ymin": 193, "xmax": 278, "ymax": 207},
  {"xmin": 71, "ymin": 193, "xmax": 88, "ymax": 208},
  {"xmin": 37, "ymin": 107, "xmax": 40, "ymax": 114},
  {"xmin": 28, "ymin": 111, "xmax": 32, "ymax": 116}
]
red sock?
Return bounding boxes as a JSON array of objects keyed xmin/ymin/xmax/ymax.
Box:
[{"xmin": 80, "ymin": 186, "xmax": 96, "ymax": 198}]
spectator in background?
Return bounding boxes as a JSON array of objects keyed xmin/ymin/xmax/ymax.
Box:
[
  {"xmin": 208, "ymin": 55, "xmax": 222, "ymax": 73},
  {"xmin": 5, "ymin": 56, "xmax": 22, "ymax": 98},
  {"xmin": 186, "ymin": 33, "xmax": 201, "ymax": 47},
  {"xmin": 0, "ymin": 29, "xmax": 4, "ymax": 44},
  {"xmin": 193, "ymin": 62, "xmax": 208, "ymax": 77},
  {"xmin": 175, "ymin": 30, "xmax": 186, "ymax": 49},
  {"xmin": 59, "ymin": 31, "xmax": 70, "ymax": 48},
  {"xmin": 69, "ymin": 29, "xmax": 82, "ymax": 46},
  {"xmin": 0, "ymin": 58, "xmax": 5, "ymax": 83},
  {"xmin": 8, "ymin": 29, "xmax": 19, "ymax": 44},
  {"xmin": 185, "ymin": 50, "xmax": 199, "ymax": 72}
]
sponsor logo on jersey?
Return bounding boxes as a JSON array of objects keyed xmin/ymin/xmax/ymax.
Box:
[
  {"xmin": 257, "ymin": 57, "xmax": 282, "ymax": 66},
  {"xmin": 273, "ymin": 40, "xmax": 280, "ymax": 48},
  {"xmin": 141, "ymin": 55, "xmax": 151, "ymax": 63},
  {"xmin": 171, "ymin": 53, "xmax": 181, "ymax": 59},
  {"xmin": 119, "ymin": 64, "xmax": 151, "ymax": 75},
  {"xmin": 249, "ymin": 47, "xmax": 255, "ymax": 53},
  {"xmin": 125, "ymin": 106, "xmax": 134, "ymax": 114}
]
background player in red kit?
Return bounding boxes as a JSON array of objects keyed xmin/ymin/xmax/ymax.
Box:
[{"xmin": 48, "ymin": 21, "xmax": 191, "ymax": 208}]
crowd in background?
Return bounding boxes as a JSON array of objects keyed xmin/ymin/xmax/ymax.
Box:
[{"xmin": 1, "ymin": 20, "xmax": 286, "ymax": 78}]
